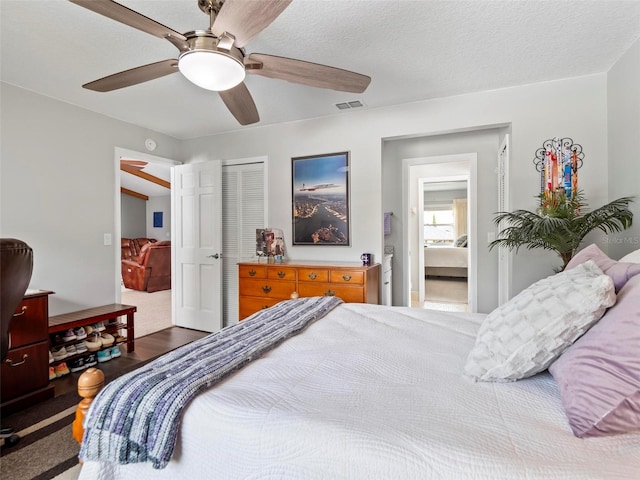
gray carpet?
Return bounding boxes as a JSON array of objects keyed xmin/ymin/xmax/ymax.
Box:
[
  {"xmin": 425, "ymin": 276, "xmax": 468, "ymax": 303},
  {"xmin": 121, "ymin": 288, "xmax": 172, "ymax": 338}
]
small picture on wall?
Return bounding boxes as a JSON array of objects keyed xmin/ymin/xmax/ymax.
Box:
[
  {"xmin": 292, "ymin": 152, "xmax": 350, "ymax": 245},
  {"xmin": 153, "ymin": 211, "xmax": 163, "ymax": 228}
]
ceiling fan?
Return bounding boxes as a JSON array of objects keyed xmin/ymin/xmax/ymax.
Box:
[{"xmin": 69, "ymin": 0, "xmax": 371, "ymax": 126}]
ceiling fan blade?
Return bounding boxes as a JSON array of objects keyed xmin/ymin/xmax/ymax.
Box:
[
  {"xmin": 218, "ymin": 83, "xmax": 260, "ymax": 125},
  {"xmin": 69, "ymin": 0, "xmax": 187, "ymax": 46},
  {"xmin": 212, "ymin": 0, "xmax": 292, "ymax": 48},
  {"xmin": 83, "ymin": 59, "xmax": 178, "ymax": 92},
  {"xmin": 246, "ymin": 54, "xmax": 371, "ymax": 94}
]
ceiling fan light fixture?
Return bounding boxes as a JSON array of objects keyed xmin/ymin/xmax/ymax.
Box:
[{"xmin": 178, "ymin": 49, "xmax": 245, "ymax": 91}]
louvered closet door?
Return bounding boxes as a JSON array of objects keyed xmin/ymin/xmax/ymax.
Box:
[{"xmin": 222, "ymin": 162, "xmax": 265, "ymax": 326}]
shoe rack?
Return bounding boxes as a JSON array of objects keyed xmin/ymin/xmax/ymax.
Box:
[{"xmin": 49, "ymin": 320, "xmax": 127, "ymax": 379}]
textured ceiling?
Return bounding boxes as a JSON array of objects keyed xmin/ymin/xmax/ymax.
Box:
[{"xmin": 1, "ymin": 0, "xmax": 639, "ymax": 140}]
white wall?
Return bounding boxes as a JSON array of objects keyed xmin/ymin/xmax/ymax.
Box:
[
  {"xmin": 181, "ymin": 74, "xmax": 608, "ymax": 312},
  {"xmin": 608, "ymin": 37, "xmax": 640, "ymax": 259},
  {"xmin": 121, "ymin": 194, "xmax": 146, "ymax": 238},
  {"xmin": 0, "ymin": 83, "xmax": 182, "ymax": 315},
  {"xmin": 146, "ymin": 196, "xmax": 171, "ymax": 241},
  {"xmin": 1, "ymin": 70, "xmax": 615, "ymax": 315}
]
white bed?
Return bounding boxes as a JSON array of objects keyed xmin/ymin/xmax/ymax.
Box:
[
  {"xmin": 424, "ymin": 245, "xmax": 468, "ymax": 278},
  {"xmin": 78, "ymin": 303, "xmax": 640, "ymax": 480}
]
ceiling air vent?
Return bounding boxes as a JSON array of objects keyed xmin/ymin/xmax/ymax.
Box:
[{"xmin": 336, "ymin": 100, "xmax": 365, "ymax": 111}]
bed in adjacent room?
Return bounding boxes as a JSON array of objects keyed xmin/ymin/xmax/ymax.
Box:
[
  {"xmin": 424, "ymin": 245, "xmax": 468, "ymax": 278},
  {"xmin": 76, "ymin": 245, "xmax": 640, "ymax": 479}
]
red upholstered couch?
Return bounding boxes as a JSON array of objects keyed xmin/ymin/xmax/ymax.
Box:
[
  {"xmin": 121, "ymin": 237, "xmax": 156, "ymax": 262},
  {"xmin": 121, "ymin": 238, "xmax": 171, "ymax": 292}
]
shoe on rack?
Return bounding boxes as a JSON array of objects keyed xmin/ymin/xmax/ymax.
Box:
[
  {"xmin": 68, "ymin": 357, "xmax": 86, "ymax": 373},
  {"xmin": 97, "ymin": 349, "xmax": 111, "ymax": 363},
  {"xmin": 84, "ymin": 335, "xmax": 102, "ymax": 352},
  {"xmin": 110, "ymin": 345, "xmax": 122, "ymax": 358},
  {"xmin": 54, "ymin": 362, "xmax": 70, "ymax": 377},
  {"xmin": 100, "ymin": 333, "xmax": 115, "ymax": 347},
  {"xmin": 84, "ymin": 353, "xmax": 97, "ymax": 367},
  {"xmin": 65, "ymin": 344, "xmax": 77, "ymax": 356},
  {"xmin": 62, "ymin": 329, "xmax": 76, "ymax": 342},
  {"xmin": 52, "ymin": 334, "xmax": 63, "ymax": 345},
  {"xmin": 49, "ymin": 366, "xmax": 56, "ymax": 381},
  {"xmin": 114, "ymin": 334, "xmax": 125, "ymax": 344},
  {"xmin": 93, "ymin": 322, "xmax": 105, "ymax": 332},
  {"xmin": 49, "ymin": 350, "xmax": 54, "ymax": 364},
  {"xmin": 73, "ymin": 327, "xmax": 87, "ymax": 340},
  {"xmin": 84, "ymin": 325, "xmax": 94, "ymax": 335},
  {"xmin": 51, "ymin": 346, "xmax": 67, "ymax": 361},
  {"xmin": 75, "ymin": 341, "xmax": 88, "ymax": 354}
]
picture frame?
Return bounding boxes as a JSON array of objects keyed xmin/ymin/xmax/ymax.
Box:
[
  {"xmin": 153, "ymin": 211, "xmax": 163, "ymax": 228},
  {"xmin": 292, "ymin": 151, "xmax": 350, "ymax": 245}
]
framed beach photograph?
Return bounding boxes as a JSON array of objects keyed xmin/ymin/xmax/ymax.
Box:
[{"xmin": 292, "ymin": 151, "xmax": 350, "ymax": 245}]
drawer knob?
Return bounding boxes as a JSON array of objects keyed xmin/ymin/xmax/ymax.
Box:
[
  {"xmin": 13, "ymin": 306, "xmax": 27, "ymax": 317},
  {"xmin": 277, "ymin": 271, "xmax": 286, "ymax": 278},
  {"xmin": 342, "ymin": 274, "xmax": 352, "ymax": 281},
  {"xmin": 5, "ymin": 354, "xmax": 28, "ymax": 367},
  {"xmin": 262, "ymin": 285, "xmax": 272, "ymax": 294},
  {"xmin": 248, "ymin": 269, "xmax": 257, "ymax": 276},
  {"xmin": 308, "ymin": 273, "xmax": 318, "ymax": 280},
  {"xmin": 324, "ymin": 290, "xmax": 335, "ymax": 297},
  {"xmin": 262, "ymin": 305, "xmax": 269, "ymax": 310}
]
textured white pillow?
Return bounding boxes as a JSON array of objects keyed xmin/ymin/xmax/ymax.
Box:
[
  {"xmin": 464, "ymin": 260, "xmax": 616, "ymax": 382},
  {"xmin": 619, "ymin": 248, "xmax": 640, "ymax": 263}
]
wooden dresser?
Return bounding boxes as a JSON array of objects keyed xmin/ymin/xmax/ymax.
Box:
[
  {"xmin": 238, "ymin": 261, "xmax": 380, "ymax": 320},
  {"xmin": 1, "ymin": 290, "xmax": 55, "ymax": 415}
]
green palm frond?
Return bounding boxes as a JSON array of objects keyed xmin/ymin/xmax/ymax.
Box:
[{"xmin": 490, "ymin": 195, "xmax": 634, "ymax": 271}]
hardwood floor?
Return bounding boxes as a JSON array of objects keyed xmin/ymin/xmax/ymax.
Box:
[{"xmin": 52, "ymin": 327, "xmax": 209, "ymax": 397}]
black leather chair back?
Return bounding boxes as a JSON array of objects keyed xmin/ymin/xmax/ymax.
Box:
[{"xmin": 0, "ymin": 239, "xmax": 33, "ymax": 360}]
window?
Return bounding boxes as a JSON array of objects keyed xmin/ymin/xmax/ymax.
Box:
[{"xmin": 424, "ymin": 208, "xmax": 454, "ymax": 245}]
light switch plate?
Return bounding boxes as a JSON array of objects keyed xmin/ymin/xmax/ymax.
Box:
[{"xmin": 104, "ymin": 233, "xmax": 112, "ymax": 246}]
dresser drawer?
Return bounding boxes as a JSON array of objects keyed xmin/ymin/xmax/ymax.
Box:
[
  {"xmin": 267, "ymin": 267, "xmax": 297, "ymax": 281},
  {"xmin": 298, "ymin": 268, "xmax": 329, "ymax": 283},
  {"xmin": 239, "ymin": 265, "xmax": 267, "ymax": 279},
  {"xmin": 239, "ymin": 297, "xmax": 281, "ymax": 320},
  {"xmin": 298, "ymin": 284, "xmax": 365, "ymax": 303},
  {"xmin": 330, "ymin": 270, "xmax": 364, "ymax": 284},
  {"xmin": 8, "ymin": 296, "xmax": 48, "ymax": 349},
  {"xmin": 239, "ymin": 278, "xmax": 296, "ymax": 299},
  {"xmin": 1, "ymin": 341, "xmax": 50, "ymax": 402}
]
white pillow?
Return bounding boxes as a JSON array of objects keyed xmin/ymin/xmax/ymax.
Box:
[
  {"xmin": 619, "ymin": 248, "xmax": 640, "ymax": 263},
  {"xmin": 464, "ymin": 260, "xmax": 615, "ymax": 382}
]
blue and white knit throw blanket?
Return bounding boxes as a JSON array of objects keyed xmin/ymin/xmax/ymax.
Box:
[{"xmin": 79, "ymin": 296, "xmax": 343, "ymax": 469}]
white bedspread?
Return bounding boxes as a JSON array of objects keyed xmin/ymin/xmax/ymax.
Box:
[
  {"xmin": 79, "ymin": 304, "xmax": 640, "ymax": 479},
  {"xmin": 424, "ymin": 246, "xmax": 468, "ymax": 268}
]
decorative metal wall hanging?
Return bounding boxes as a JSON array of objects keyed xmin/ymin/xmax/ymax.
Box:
[{"xmin": 533, "ymin": 137, "xmax": 584, "ymax": 203}]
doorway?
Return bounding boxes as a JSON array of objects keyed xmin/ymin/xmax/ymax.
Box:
[
  {"xmin": 114, "ymin": 147, "xmax": 181, "ymax": 336},
  {"xmin": 417, "ymin": 177, "xmax": 470, "ymax": 312},
  {"xmin": 402, "ymin": 153, "xmax": 477, "ymax": 312}
]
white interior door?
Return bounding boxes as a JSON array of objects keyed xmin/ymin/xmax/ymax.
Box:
[
  {"xmin": 497, "ymin": 134, "xmax": 511, "ymax": 305},
  {"xmin": 172, "ymin": 162, "xmax": 222, "ymax": 332}
]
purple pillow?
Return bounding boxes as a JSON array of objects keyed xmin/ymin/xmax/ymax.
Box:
[
  {"xmin": 549, "ymin": 274, "xmax": 640, "ymax": 437},
  {"xmin": 566, "ymin": 243, "xmax": 640, "ymax": 292}
]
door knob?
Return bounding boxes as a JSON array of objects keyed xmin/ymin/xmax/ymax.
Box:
[{"xmin": 207, "ymin": 254, "xmax": 220, "ymax": 259}]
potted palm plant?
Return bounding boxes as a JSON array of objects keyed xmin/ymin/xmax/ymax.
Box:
[{"xmin": 489, "ymin": 190, "xmax": 634, "ymax": 271}]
